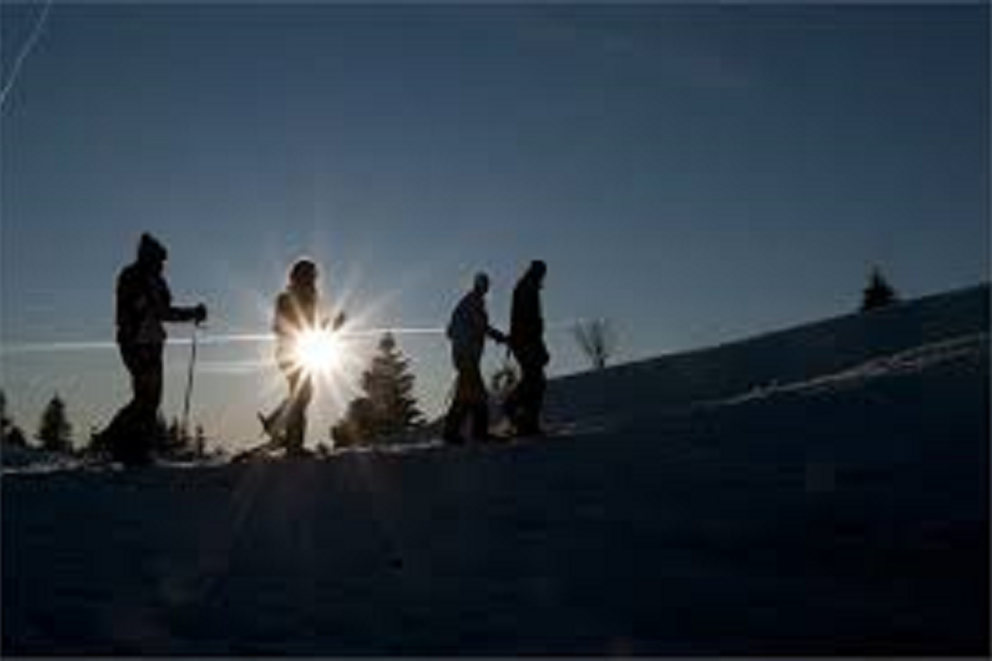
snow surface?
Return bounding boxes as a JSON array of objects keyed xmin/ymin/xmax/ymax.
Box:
[{"xmin": 3, "ymin": 285, "xmax": 989, "ymax": 654}]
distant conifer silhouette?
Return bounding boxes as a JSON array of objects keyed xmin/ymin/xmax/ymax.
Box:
[
  {"xmin": 1, "ymin": 389, "xmax": 27, "ymax": 447},
  {"xmin": 38, "ymin": 393, "xmax": 72, "ymax": 453},
  {"xmin": 861, "ymin": 267, "xmax": 899, "ymax": 312},
  {"xmin": 154, "ymin": 417, "xmax": 191, "ymax": 459},
  {"xmin": 6, "ymin": 426, "xmax": 27, "ymax": 448},
  {"xmin": 332, "ymin": 333, "xmax": 423, "ymax": 445},
  {"xmin": 1, "ymin": 389, "xmax": 13, "ymax": 441},
  {"xmin": 85, "ymin": 426, "xmax": 109, "ymax": 458},
  {"xmin": 194, "ymin": 424, "xmax": 208, "ymax": 458},
  {"xmin": 332, "ymin": 398, "xmax": 375, "ymax": 446}
]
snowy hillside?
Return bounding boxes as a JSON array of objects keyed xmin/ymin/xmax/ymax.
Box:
[
  {"xmin": 3, "ymin": 285, "xmax": 988, "ymax": 654},
  {"xmin": 545, "ymin": 283, "xmax": 989, "ymax": 424}
]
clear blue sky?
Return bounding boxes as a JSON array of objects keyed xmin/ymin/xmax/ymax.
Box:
[{"xmin": 1, "ymin": 3, "xmax": 988, "ymax": 448}]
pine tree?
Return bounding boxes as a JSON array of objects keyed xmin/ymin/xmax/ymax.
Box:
[
  {"xmin": 6, "ymin": 426, "xmax": 27, "ymax": 448},
  {"xmin": 861, "ymin": 267, "xmax": 899, "ymax": 312},
  {"xmin": 38, "ymin": 394, "xmax": 72, "ymax": 453},
  {"xmin": 364, "ymin": 333, "xmax": 424, "ymax": 435},
  {"xmin": 194, "ymin": 425, "xmax": 207, "ymax": 458},
  {"xmin": 155, "ymin": 417, "xmax": 199, "ymax": 460},
  {"xmin": 85, "ymin": 425, "xmax": 109, "ymax": 457},
  {"xmin": 1, "ymin": 389, "xmax": 11, "ymax": 441},
  {"xmin": 331, "ymin": 397, "xmax": 375, "ymax": 446},
  {"xmin": 333, "ymin": 333, "xmax": 424, "ymax": 444},
  {"xmin": 1, "ymin": 390, "xmax": 27, "ymax": 447}
]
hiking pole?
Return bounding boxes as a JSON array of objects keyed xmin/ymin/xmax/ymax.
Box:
[{"xmin": 181, "ymin": 321, "xmax": 201, "ymax": 437}]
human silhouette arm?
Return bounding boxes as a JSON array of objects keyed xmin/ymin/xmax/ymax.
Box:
[
  {"xmin": 152, "ymin": 277, "xmax": 206, "ymax": 325},
  {"xmin": 190, "ymin": 303, "xmax": 207, "ymax": 325},
  {"xmin": 322, "ymin": 311, "xmax": 347, "ymax": 331},
  {"xmin": 165, "ymin": 303, "xmax": 207, "ymax": 324},
  {"xmin": 487, "ymin": 326, "xmax": 508, "ymax": 345}
]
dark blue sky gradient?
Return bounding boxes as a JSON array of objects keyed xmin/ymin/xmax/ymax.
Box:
[{"xmin": 1, "ymin": 4, "xmax": 987, "ymax": 446}]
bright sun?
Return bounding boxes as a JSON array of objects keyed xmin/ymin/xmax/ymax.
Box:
[{"xmin": 292, "ymin": 327, "xmax": 341, "ymax": 376}]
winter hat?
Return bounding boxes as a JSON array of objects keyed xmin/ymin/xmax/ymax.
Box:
[{"xmin": 138, "ymin": 233, "xmax": 168, "ymax": 263}]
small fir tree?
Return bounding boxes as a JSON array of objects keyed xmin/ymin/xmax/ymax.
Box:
[
  {"xmin": 333, "ymin": 333, "xmax": 424, "ymax": 444},
  {"xmin": 1, "ymin": 390, "xmax": 28, "ymax": 448},
  {"xmin": 155, "ymin": 417, "xmax": 200, "ymax": 460},
  {"xmin": 5, "ymin": 426, "xmax": 27, "ymax": 448},
  {"xmin": 1, "ymin": 389, "xmax": 9, "ymax": 437},
  {"xmin": 1, "ymin": 389, "xmax": 12, "ymax": 442},
  {"xmin": 38, "ymin": 394, "xmax": 73, "ymax": 453},
  {"xmin": 861, "ymin": 267, "xmax": 899, "ymax": 312},
  {"xmin": 194, "ymin": 425, "xmax": 208, "ymax": 458},
  {"xmin": 331, "ymin": 397, "xmax": 375, "ymax": 446}
]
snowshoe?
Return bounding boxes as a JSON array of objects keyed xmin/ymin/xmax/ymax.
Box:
[{"xmin": 257, "ymin": 411, "xmax": 284, "ymax": 441}]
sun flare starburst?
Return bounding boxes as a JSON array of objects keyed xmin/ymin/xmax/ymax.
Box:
[{"xmin": 292, "ymin": 327, "xmax": 342, "ymax": 377}]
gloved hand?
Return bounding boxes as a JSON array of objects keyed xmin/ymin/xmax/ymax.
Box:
[{"xmin": 192, "ymin": 303, "xmax": 208, "ymax": 325}]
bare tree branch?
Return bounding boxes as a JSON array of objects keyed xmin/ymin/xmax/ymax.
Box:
[{"xmin": 573, "ymin": 319, "xmax": 616, "ymax": 370}]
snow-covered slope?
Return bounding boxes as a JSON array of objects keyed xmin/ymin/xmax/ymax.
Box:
[
  {"xmin": 546, "ymin": 283, "xmax": 989, "ymax": 424},
  {"xmin": 0, "ymin": 443, "xmax": 55, "ymax": 469},
  {"xmin": 3, "ymin": 285, "xmax": 988, "ymax": 655}
]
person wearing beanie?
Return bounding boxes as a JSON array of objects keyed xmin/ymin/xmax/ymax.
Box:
[{"xmin": 99, "ymin": 233, "xmax": 207, "ymax": 465}]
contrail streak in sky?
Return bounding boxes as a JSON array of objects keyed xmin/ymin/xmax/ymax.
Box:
[
  {"xmin": 0, "ymin": 0, "xmax": 54, "ymax": 110},
  {"xmin": 0, "ymin": 327, "xmax": 446, "ymax": 355},
  {"xmin": 0, "ymin": 340, "xmax": 118, "ymax": 355},
  {"xmin": 1, "ymin": 322, "xmax": 581, "ymax": 356}
]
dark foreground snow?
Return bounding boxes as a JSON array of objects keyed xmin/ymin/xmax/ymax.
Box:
[{"xmin": 3, "ymin": 286, "xmax": 989, "ymax": 655}]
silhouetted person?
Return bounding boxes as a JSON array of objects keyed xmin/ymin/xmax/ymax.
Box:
[
  {"xmin": 444, "ymin": 272, "xmax": 507, "ymax": 443},
  {"xmin": 104, "ymin": 233, "xmax": 206, "ymax": 465},
  {"xmin": 259, "ymin": 258, "xmax": 345, "ymax": 456},
  {"xmin": 504, "ymin": 260, "xmax": 549, "ymax": 436}
]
